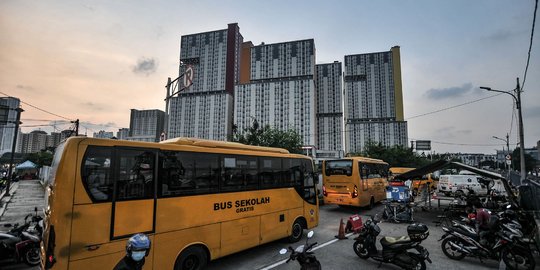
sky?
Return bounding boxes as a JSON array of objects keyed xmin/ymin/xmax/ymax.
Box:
[{"xmin": 1, "ymin": 0, "xmax": 539, "ymax": 154}]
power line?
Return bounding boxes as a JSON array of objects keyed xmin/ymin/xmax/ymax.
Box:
[
  {"xmin": 522, "ymin": 0, "xmax": 538, "ymax": 90},
  {"xmin": 404, "ymin": 93, "xmax": 503, "ymax": 120},
  {"xmin": 0, "ymin": 91, "xmax": 73, "ymax": 121}
]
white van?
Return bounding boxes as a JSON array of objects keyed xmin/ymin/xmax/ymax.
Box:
[{"xmin": 437, "ymin": 174, "xmax": 489, "ymax": 196}]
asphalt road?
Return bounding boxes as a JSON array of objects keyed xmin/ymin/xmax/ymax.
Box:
[
  {"xmin": 2, "ymin": 190, "xmax": 537, "ymax": 269},
  {"xmin": 205, "ymin": 201, "xmax": 509, "ymax": 270}
]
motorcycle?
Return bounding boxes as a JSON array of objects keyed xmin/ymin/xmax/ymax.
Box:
[
  {"xmin": 353, "ymin": 215, "xmax": 432, "ymax": 270},
  {"xmin": 439, "ymin": 211, "xmax": 535, "ymax": 270},
  {"xmin": 279, "ymin": 230, "xmax": 321, "ymax": 270},
  {"xmin": 382, "ymin": 200, "xmax": 415, "ymax": 223},
  {"xmin": 0, "ymin": 207, "xmax": 42, "ymax": 266}
]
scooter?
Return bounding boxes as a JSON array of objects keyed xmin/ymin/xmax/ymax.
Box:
[
  {"xmin": 353, "ymin": 215, "xmax": 432, "ymax": 270},
  {"xmin": 280, "ymin": 231, "xmax": 321, "ymax": 270},
  {"xmin": 0, "ymin": 207, "xmax": 42, "ymax": 266}
]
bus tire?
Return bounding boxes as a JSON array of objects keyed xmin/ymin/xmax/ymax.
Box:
[
  {"xmin": 174, "ymin": 246, "xmax": 208, "ymax": 270},
  {"xmin": 288, "ymin": 218, "xmax": 305, "ymax": 243}
]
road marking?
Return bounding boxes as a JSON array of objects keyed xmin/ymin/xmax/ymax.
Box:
[{"xmin": 258, "ymin": 232, "xmax": 355, "ymax": 270}]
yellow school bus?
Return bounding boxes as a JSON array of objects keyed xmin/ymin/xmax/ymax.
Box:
[
  {"xmin": 322, "ymin": 157, "xmax": 388, "ymax": 208},
  {"xmin": 41, "ymin": 137, "xmax": 318, "ymax": 270}
]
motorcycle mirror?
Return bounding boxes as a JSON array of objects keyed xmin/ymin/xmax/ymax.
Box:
[
  {"xmin": 307, "ymin": 231, "xmax": 314, "ymax": 238},
  {"xmin": 279, "ymin": 248, "xmax": 288, "ymax": 255}
]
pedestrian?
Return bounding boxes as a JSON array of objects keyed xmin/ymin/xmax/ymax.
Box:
[{"xmin": 113, "ymin": 233, "xmax": 151, "ymax": 270}]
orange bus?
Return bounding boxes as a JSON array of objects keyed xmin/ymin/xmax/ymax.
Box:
[
  {"xmin": 41, "ymin": 137, "xmax": 318, "ymax": 269},
  {"xmin": 322, "ymin": 157, "xmax": 389, "ymax": 208}
]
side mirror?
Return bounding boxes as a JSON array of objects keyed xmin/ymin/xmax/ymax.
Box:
[
  {"xmin": 307, "ymin": 230, "xmax": 314, "ymax": 238},
  {"xmin": 279, "ymin": 248, "xmax": 288, "ymax": 255}
]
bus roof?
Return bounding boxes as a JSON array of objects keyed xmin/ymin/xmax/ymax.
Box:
[
  {"xmin": 160, "ymin": 137, "xmax": 291, "ymax": 154},
  {"xmin": 336, "ymin": 156, "xmax": 388, "ymax": 165}
]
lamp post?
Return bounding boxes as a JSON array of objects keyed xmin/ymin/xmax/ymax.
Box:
[
  {"xmin": 480, "ymin": 77, "xmax": 526, "ymax": 184},
  {"xmin": 493, "ymin": 134, "xmax": 510, "ymax": 174}
]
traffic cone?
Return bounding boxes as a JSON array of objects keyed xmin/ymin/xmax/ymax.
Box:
[{"xmin": 335, "ymin": 218, "xmax": 347, "ymax": 239}]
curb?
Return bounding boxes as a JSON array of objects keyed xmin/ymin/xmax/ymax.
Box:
[{"xmin": 0, "ymin": 182, "xmax": 20, "ymax": 221}]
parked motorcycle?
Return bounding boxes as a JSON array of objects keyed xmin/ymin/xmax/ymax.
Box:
[
  {"xmin": 439, "ymin": 211, "xmax": 535, "ymax": 270},
  {"xmin": 280, "ymin": 231, "xmax": 321, "ymax": 270},
  {"xmin": 353, "ymin": 215, "xmax": 431, "ymax": 270},
  {"xmin": 382, "ymin": 200, "xmax": 415, "ymax": 223},
  {"xmin": 0, "ymin": 207, "xmax": 42, "ymax": 266}
]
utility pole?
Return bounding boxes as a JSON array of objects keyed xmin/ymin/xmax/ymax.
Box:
[
  {"xmin": 5, "ymin": 107, "xmax": 23, "ymax": 196},
  {"xmin": 516, "ymin": 78, "xmax": 526, "ymax": 184},
  {"xmin": 481, "ymin": 77, "xmax": 526, "ymax": 184}
]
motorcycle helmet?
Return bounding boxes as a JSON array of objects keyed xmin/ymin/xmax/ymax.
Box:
[{"xmin": 126, "ymin": 233, "xmax": 151, "ymax": 261}]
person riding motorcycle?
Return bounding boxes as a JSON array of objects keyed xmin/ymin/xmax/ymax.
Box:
[{"xmin": 113, "ymin": 233, "xmax": 151, "ymax": 270}]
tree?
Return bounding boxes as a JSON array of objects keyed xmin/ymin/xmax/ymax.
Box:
[
  {"xmin": 350, "ymin": 141, "xmax": 429, "ymax": 168},
  {"xmin": 24, "ymin": 150, "xmax": 54, "ymax": 167},
  {"xmin": 511, "ymin": 148, "xmax": 536, "ymax": 173},
  {"xmin": 233, "ymin": 119, "xmax": 303, "ymax": 154}
]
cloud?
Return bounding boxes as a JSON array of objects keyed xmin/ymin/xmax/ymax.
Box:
[
  {"xmin": 81, "ymin": 102, "xmax": 104, "ymax": 110},
  {"xmin": 16, "ymin": 85, "xmax": 34, "ymax": 91},
  {"xmin": 424, "ymin": 83, "xmax": 475, "ymax": 100},
  {"xmin": 483, "ymin": 29, "xmax": 524, "ymax": 42},
  {"xmin": 132, "ymin": 57, "xmax": 158, "ymax": 76},
  {"xmin": 433, "ymin": 126, "xmax": 472, "ymax": 139}
]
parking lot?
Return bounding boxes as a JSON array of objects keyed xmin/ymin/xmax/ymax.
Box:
[{"xmin": 206, "ymin": 201, "xmax": 533, "ymax": 270}]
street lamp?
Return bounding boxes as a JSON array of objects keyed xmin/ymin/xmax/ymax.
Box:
[
  {"xmin": 492, "ymin": 134, "xmax": 510, "ymax": 174},
  {"xmin": 480, "ymin": 77, "xmax": 526, "ymax": 184}
]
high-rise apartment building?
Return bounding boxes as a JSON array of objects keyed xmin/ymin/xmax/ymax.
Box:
[
  {"xmin": 17, "ymin": 130, "xmax": 48, "ymax": 153},
  {"xmin": 0, "ymin": 97, "xmax": 21, "ymax": 156},
  {"xmin": 93, "ymin": 130, "xmax": 114, "ymax": 139},
  {"xmin": 315, "ymin": 62, "xmax": 343, "ymax": 152},
  {"xmin": 168, "ymin": 23, "xmax": 243, "ymax": 141},
  {"xmin": 344, "ymin": 46, "xmax": 408, "ymax": 153},
  {"xmin": 234, "ymin": 39, "xmax": 316, "ymax": 146},
  {"xmin": 127, "ymin": 109, "xmax": 165, "ymax": 142},
  {"xmin": 117, "ymin": 128, "xmax": 129, "ymax": 140}
]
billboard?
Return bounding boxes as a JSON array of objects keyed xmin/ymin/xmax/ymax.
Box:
[{"xmin": 415, "ymin": 140, "xmax": 431, "ymax": 151}]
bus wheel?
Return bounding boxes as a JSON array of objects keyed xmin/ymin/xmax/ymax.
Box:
[
  {"xmin": 175, "ymin": 246, "xmax": 208, "ymax": 270},
  {"xmin": 288, "ymin": 219, "xmax": 304, "ymax": 243},
  {"xmin": 368, "ymin": 197, "xmax": 375, "ymax": 209}
]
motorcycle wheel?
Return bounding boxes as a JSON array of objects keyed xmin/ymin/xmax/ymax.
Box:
[
  {"xmin": 501, "ymin": 246, "xmax": 535, "ymax": 270},
  {"xmin": 24, "ymin": 246, "xmax": 41, "ymax": 266},
  {"xmin": 411, "ymin": 258, "xmax": 426, "ymax": 270},
  {"xmin": 441, "ymin": 237, "xmax": 466, "ymax": 260},
  {"xmin": 352, "ymin": 240, "xmax": 370, "ymax": 259}
]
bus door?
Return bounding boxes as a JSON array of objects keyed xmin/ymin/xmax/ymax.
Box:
[
  {"xmin": 359, "ymin": 162, "xmax": 368, "ymax": 191},
  {"xmin": 111, "ymin": 148, "xmax": 157, "ymax": 239}
]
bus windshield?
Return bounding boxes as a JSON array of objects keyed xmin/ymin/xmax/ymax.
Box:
[{"xmin": 325, "ymin": 160, "xmax": 352, "ymax": 176}]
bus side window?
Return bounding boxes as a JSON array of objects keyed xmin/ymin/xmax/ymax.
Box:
[
  {"xmin": 221, "ymin": 155, "xmax": 259, "ymax": 191},
  {"xmin": 193, "ymin": 153, "xmax": 219, "ymax": 193},
  {"xmin": 82, "ymin": 146, "xmax": 113, "ymax": 202},
  {"xmin": 116, "ymin": 150, "xmax": 155, "ymax": 201},
  {"xmin": 260, "ymin": 157, "xmax": 282, "ymax": 188},
  {"xmin": 301, "ymin": 159, "xmax": 317, "ymax": 204},
  {"xmin": 360, "ymin": 163, "xmax": 369, "ymax": 179}
]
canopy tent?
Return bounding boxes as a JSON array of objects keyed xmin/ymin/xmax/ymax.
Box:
[
  {"xmin": 393, "ymin": 160, "xmax": 517, "ymax": 207},
  {"xmin": 14, "ymin": 160, "xmax": 39, "ymax": 180},
  {"xmin": 15, "ymin": 160, "xmax": 37, "ymax": 170}
]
